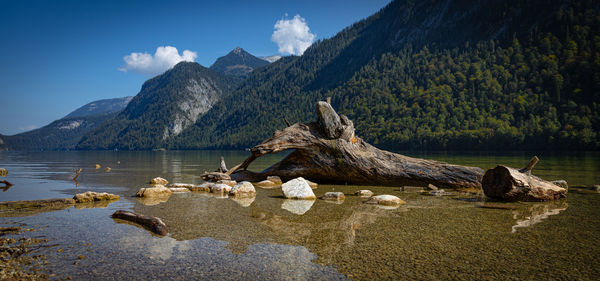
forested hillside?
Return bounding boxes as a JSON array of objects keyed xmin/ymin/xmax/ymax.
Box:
[{"xmin": 169, "ymin": 0, "xmax": 600, "ymax": 150}]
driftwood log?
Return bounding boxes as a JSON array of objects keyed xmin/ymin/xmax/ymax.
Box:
[
  {"xmin": 482, "ymin": 156, "xmax": 567, "ymax": 201},
  {"xmin": 111, "ymin": 210, "xmax": 168, "ymax": 236},
  {"xmin": 229, "ymin": 100, "xmax": 484, "ymax": 190}
]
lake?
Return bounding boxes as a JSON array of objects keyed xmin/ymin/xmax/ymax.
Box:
[{"xmin": 1, "ymin": 150, "xmax": 599, "ymax": 280}]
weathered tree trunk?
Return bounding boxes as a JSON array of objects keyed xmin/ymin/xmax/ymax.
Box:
[
  {"xmin": 482, "ymin": 157, "xmax": 567, "ymax": 201},
  {"xmin": 111, "ymin": 210, "xmax": 168, "ymax": 236},
  {"xmin": 229, "ymin": 100, "xmax": 484, "ymax": 190}
]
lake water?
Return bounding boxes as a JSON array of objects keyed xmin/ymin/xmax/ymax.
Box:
[{"xmin": 0, "ymin": 150, "xmax": 599, "ymax": 280}]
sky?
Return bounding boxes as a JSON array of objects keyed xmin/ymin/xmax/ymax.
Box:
[{"xmin": 0, "ymin": 0, "xmax": 391, "ymax": 135}]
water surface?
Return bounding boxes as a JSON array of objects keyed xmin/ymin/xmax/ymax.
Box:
[{"xmin": 0, "ymin": 151, "xmax": 599, "ymax": 280}]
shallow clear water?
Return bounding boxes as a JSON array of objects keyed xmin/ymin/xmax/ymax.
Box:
[{"xmin": 0, "ymin": 151, "xmax": 599, "ymax": 280}]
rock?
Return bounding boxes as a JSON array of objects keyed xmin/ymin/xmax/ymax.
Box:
[
  {"xmin": 95, "ymin": 164, "xmax": 101, "ymax": 169},
  {"xmin": 167, "ymin": 183, "xmax": 195, "ymax": 189},
  {"xmin": 229, "ymin": 181, "xmax": 256, "ymax": 197},
  {"xmin": 427, "ymin": 184, "xmax": 438, "ymax": 190},
  {"xmin": 150, "ymin": 177, "xmax": 169, "ymax": 185},
  {"xmin": 551, "ymin": 180, "xmax": 568, "ymax": 189},
  {"xmin": 591, "ymin": 185, "xmax": 600, "ymax": 192},
  {"xmin": 321, "ymin": 192, "xmax": 345, "ymax": 201},
  {"xmin": 136, "ymin": 185, "xmax": 172, "ymax": 198},
  {"xmin": 255, "ymin": 180, "xmax": 279, "ymax": 189},
  {"xmin": 365, "ymin": 195, "xmax": 406, "ymax": 206},
  {"xmin": 117, "ymin": 161, "xmax": 121, "ymax": 165},
  {"xmin": 0, "ymin": 168, "xmax": 7, "ymax": 177},
  {"xmin": 355, "ymin": 190, "xmax": 373, "ymax": 197},
  {"xmin": 216, "ymin": 180, "xmax": 237, "ymax": 187},
  {"xmin": 201, "ymin": 172, "xmax": 230, "ymax": 182},
  {"xmin": 267, "ymin": 176, "xmax": 282, "ymax": 185},
  {"xmin": 281, "ymin": 177, "xmax": 316, "ymax": 200},
  {"xmin": 231, "ymin": 196, "xmax": 256, "ymax": 207},
  {"xmin": 190, "ymin": 183, "xmax": 212, "ymax": 192},
  {"xmin": 168, "ymin": 187, "xmax": 191, "ymax": 193},
  {"xmin": 73, "ymin": 191, "xmax": 120, "ymax": 203},
  {"xmin": 105, "ymin": 167, "xmax": 111, "ymax": 172},
  {"xmin": 281, "ymin": 199, "xmax": 315, "ymax": 215},
  {"xmin": 305, "ymin": 179, "xmax": 318, "ymax": 189},
  {"xmin": 210, "ymin": 183, "xmax": 232, "ymax": 194}
]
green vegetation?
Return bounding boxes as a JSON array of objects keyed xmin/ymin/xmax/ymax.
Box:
[{"xmin": 169, "ymin": 0, "xmax": 600, "ymax": 151}]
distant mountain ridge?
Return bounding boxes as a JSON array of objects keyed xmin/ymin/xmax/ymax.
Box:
[
  {"xmin": 0, "ymin": 96, "xmax": 132, "ymax": 150},
  {"xmin": 209, "ymin": 47, "xmax": 270, "ymax": 77},
  {"xmin": 65, "ymin": 96, "xmax": 133, "ymax": 118}
]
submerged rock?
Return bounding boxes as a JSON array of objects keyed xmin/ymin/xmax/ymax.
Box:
[
  {"xmin": 281, "ymin": 177, "xmax": 316, "ymax": 200},
  {"xmin": 281, "ymin": 199, "xmax": 315, "ymax": 215},
  {"xmin": 150, "ymin": 177, "xmax": 169, "ymax": 185},
  {"xmin": 355, "ymin": 190, "xmax": 373, "ymax": 197},
  {"xmin": 402, "ymin": 186, "xmax": 424, "ymax": 192},
  {"xmin": 0, "ymin": 168, "xmax": 7, "ymax": 177},
  {"xmin": 229, "ymin": 181, "xmax": 256, "ymax": 197},
  {"xmin": 73, "ymin": 191, "xmax": 120, "ymax": 203},
  {"xmin": 136, "ymin": 185, "xmax": 172, "ymax": 198},
  {"xmin": 365, "ymin": 195, "xmax": 405, "ymax": 206},
  {"xmin": 321, "ymin": 192, "xmax": 345, "ymax": 201}
]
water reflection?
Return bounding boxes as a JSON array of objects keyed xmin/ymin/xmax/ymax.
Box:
[
  {"xmin": 511, "ymin": 201, "xmax": 568, "ymax": 233},
  {"xmin": 281, "ymin": 199, "xmax": 315, "ymax": 215},
  {"xmin": 231, "ymin": 196, "xmax": 255, "ymax": 207}
]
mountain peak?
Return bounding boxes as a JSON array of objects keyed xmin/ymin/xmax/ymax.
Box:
[
  {"xmin": 210, "ymin": 47, "xmax": 269, "ymax": 77},
  {"xmin": 232, "ymin": 46, "xmax": 244, "ymax": 54}
]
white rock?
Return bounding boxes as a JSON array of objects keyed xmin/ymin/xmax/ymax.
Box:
[
  {"xmin": 168, "ymin": 183, "xmax": 195, "ymax": 188},
  {"xmin": 168, "ymin": 187, "xmax": 191, "ymax": 193},
  {"xmin": 365, "ymin": 194, "xmax": 405, "ymax": 206},
  {"xmin": 229, "ymin": 181, "xmax": 256, "ymax": 197},
  {"xmin": 216, "ymin": 180, "xmax": 237, "ymax": 187},
  {"xmin": 281, "ymin": 177, "xmax": 316, "ymax": 200}
]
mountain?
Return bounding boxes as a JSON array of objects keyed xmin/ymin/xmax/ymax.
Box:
[
  {"xmin": 77, "ymin": 62, "xmax": 240, "ymax": 150},
  {"xmin": 0, "ymin": 96, "xmax": 133, "ymax": 151},
  {"xmin": 209, "ymin": 47, "xmax": 270, "ymax": 77},
  {"xmin": 169, "ymin": 0, "xmax": 600, "ymax": 150},
  {"xmin": 261, "ymin": 55, "xmax": 282, "ymax": 63}
]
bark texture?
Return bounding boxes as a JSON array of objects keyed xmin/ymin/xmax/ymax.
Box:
[
  {"xmin": 482, "ymin": 157, "xmax": 567, "ymax": 201},
  {"xmin": 111, "ymin": 210, "xmax": 168, "ymax": 236},
  {"xmin": 230, "ymin": 101, "xmax": 484, "ymax": 190}
]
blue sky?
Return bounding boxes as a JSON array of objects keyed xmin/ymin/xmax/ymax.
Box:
[{"xmin": 0, "ymin": 0, "xmax": 390, "ymax": 135}]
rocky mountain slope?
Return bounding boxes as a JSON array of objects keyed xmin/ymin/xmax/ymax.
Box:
[{"xmin": 77, "ymin": 62, "xmax": 239, "ymax": 150}]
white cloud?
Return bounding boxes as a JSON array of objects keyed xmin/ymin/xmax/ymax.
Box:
[
  {"xmin": 119, "ymin": 46, "xmax": 197, "ymax": 76},
  {"xmin": 271, "ymin": 14, "xmax": 316, "ymax": 56}
]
